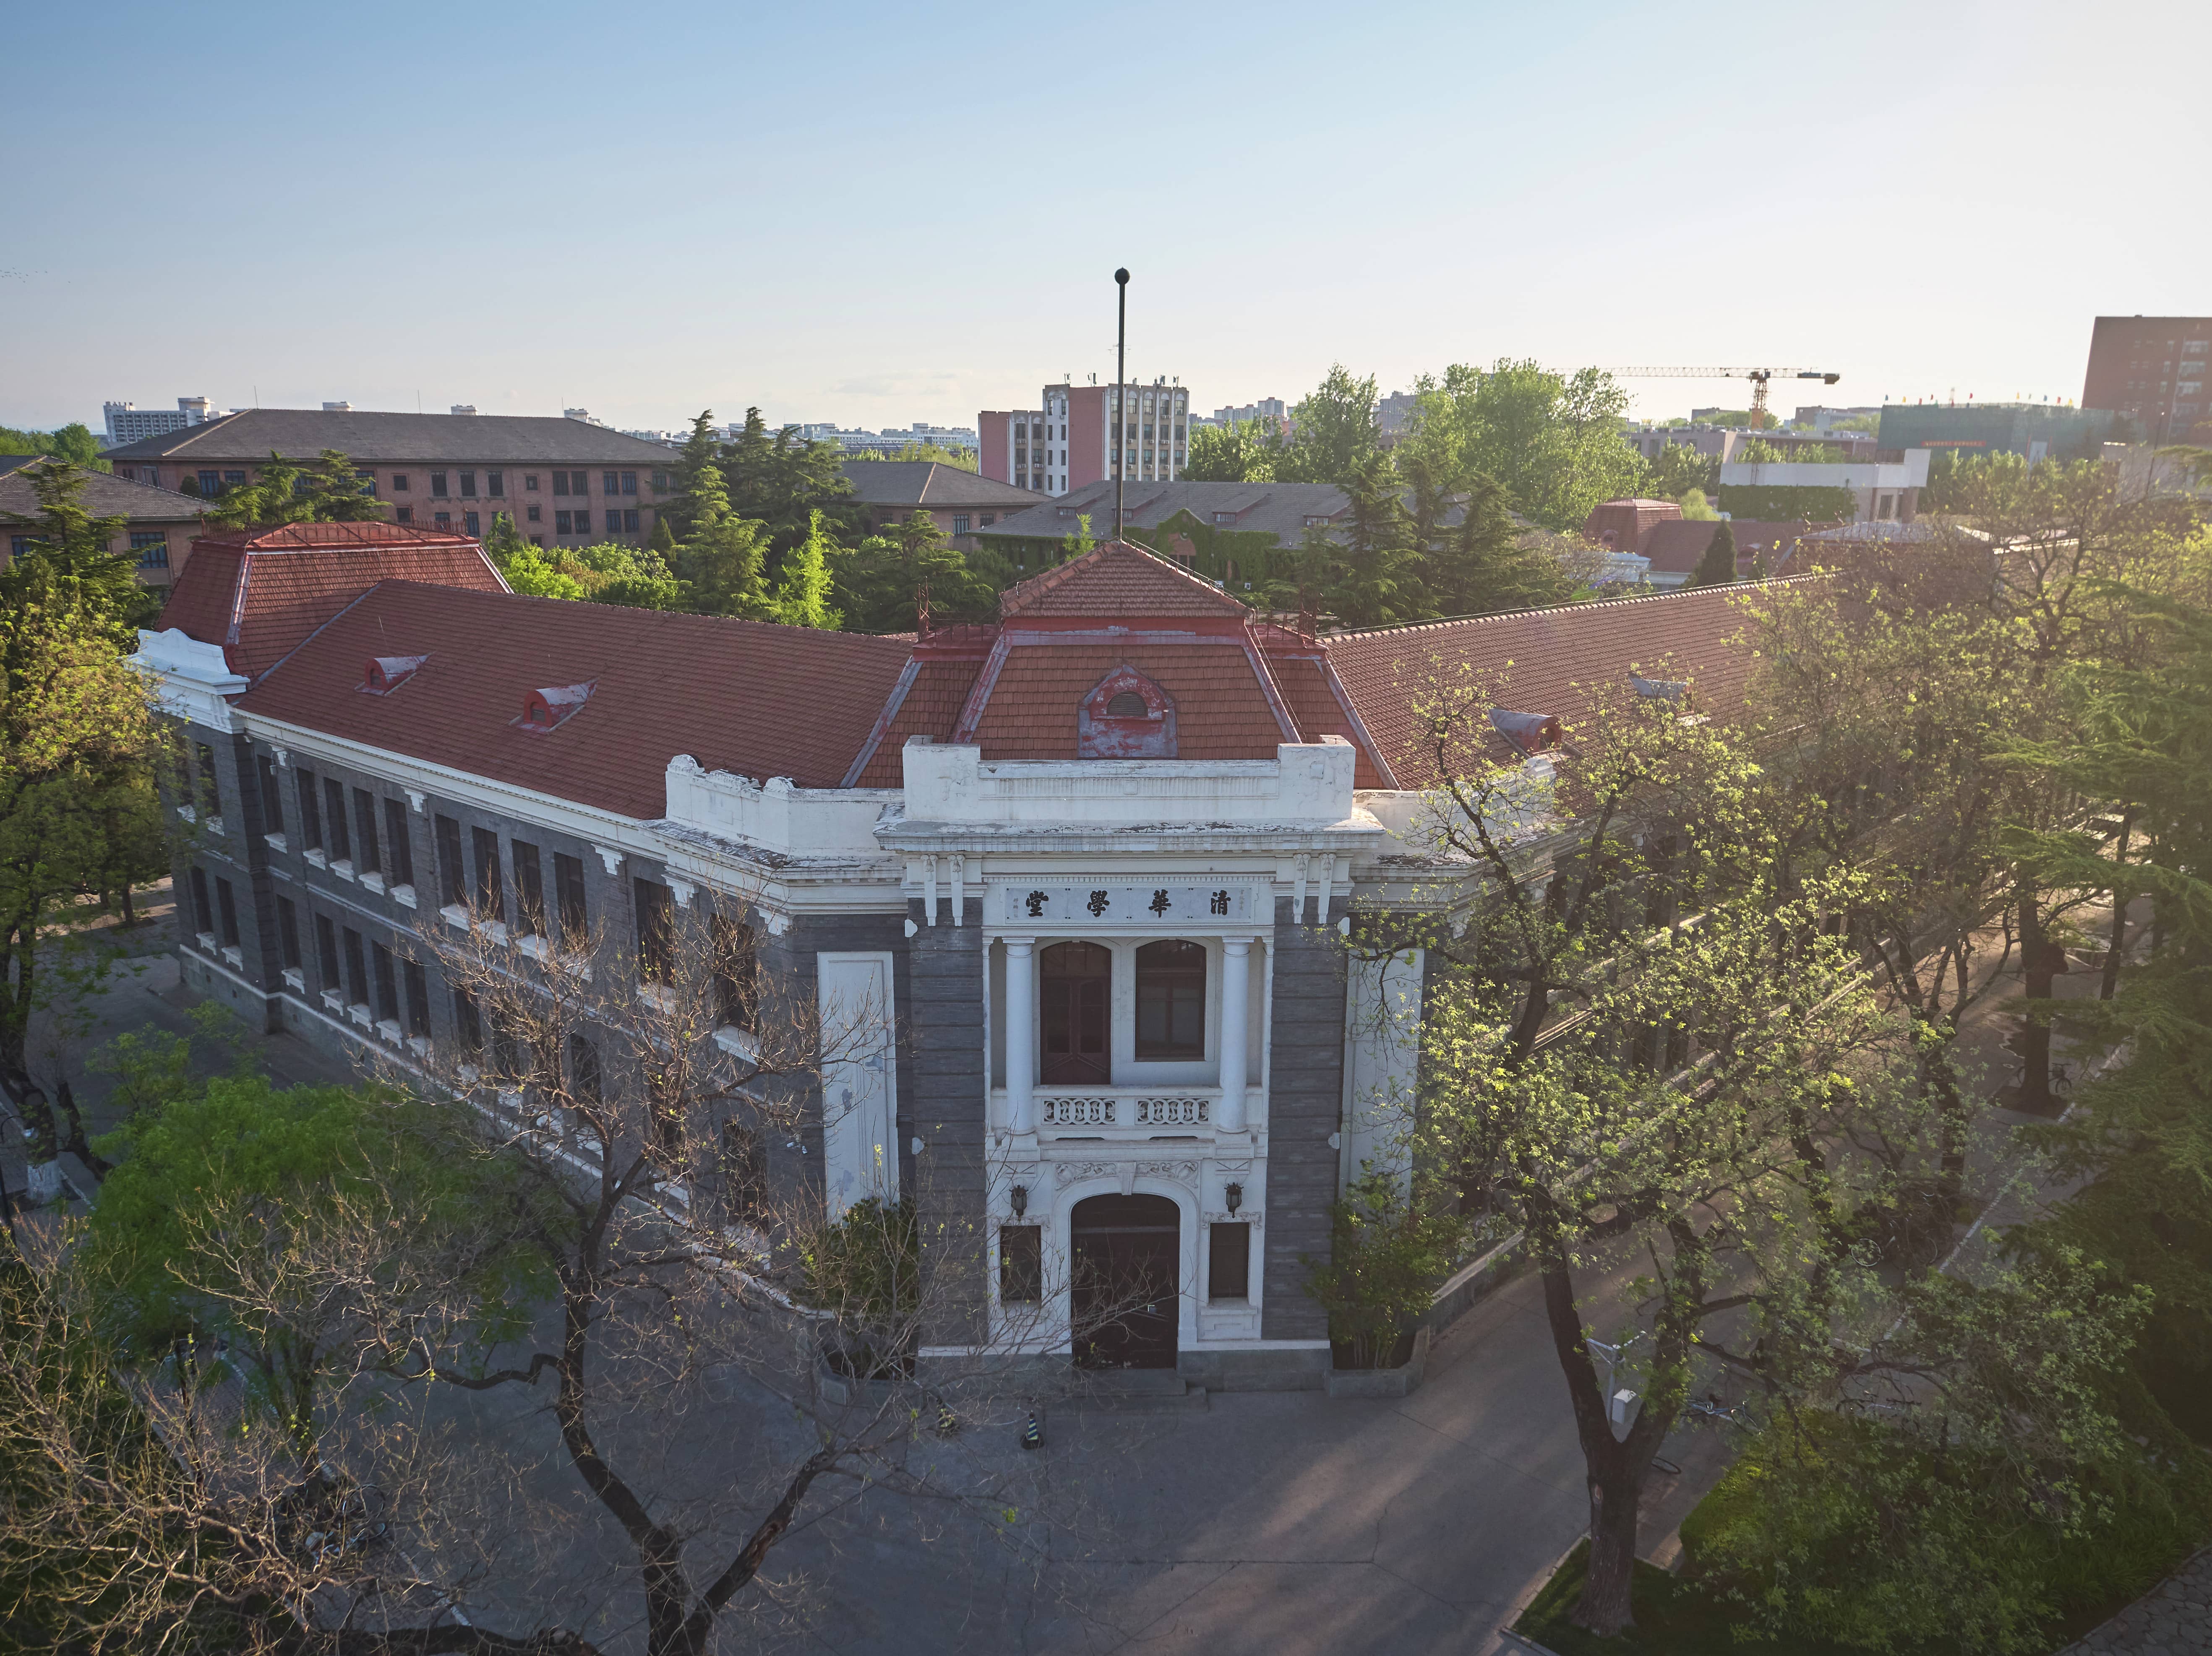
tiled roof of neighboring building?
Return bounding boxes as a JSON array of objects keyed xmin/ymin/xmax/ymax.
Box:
[
  {"xmin": 999, "ymin": 539, "xmax": 1252, "ymax": 619},
  {"xmin": 1331, "ymin": 582, "xmax": 1788, "ymax": 787},
  {"xmin": 0, "ymin": 464, "xmax": 209, "ymax": 526},
  {"xmin": 0, "ymin": 455, "xmax": 41, "ymax": 475},
  {"xmin": 967, "ymin": 642, "xmax": 1291, "ymax": 762},
  {"xmin": 99, "ymin": 408, "xmax": 682, "ymax": 465},
  {"xmin": 156, "ymin": 521, "xmax": 510, "ymax": 681},
  {"xmin": 977, "ymin": 479, "xmax": 1353, "ymax": 546},
  {"xmin": 839, "ymin": 461, "xmax": 1043, "ymax": 510},
  {"xmin": 232, "ymin": 583, "xmax": 917, "ymax": 818}
]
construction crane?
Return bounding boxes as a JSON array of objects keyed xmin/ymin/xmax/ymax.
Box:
[{"xmin": 1608, "ymin": 367, "xmax": 1841, "ymax": 430}]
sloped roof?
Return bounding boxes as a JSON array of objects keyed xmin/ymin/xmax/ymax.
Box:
[
  {"xmin": 999, "ymin": 539, "xmax": 1252, "ymax": 620},
  {"xmin": 156, "ymin": 522, "xmax": 509, "ymax": 681},
  {"xmin": 1331, "ymin": 583, "xmax": 1787, "ymax": 787},
  {"xmin": 100, "ymin": 408, "xmax": 680, "ymax": 465},
  {"xmin": 0, "ymin": 464, "xmax": 208, "ymax": 526},
  {"xmin": 1638, "ymin": 518, "xmax": 1813, "ymax": 576},
  {"xmin": 965, "ymin": 642, "xmax": 1291, "ymax": 761},
  {"xmin": 978, "ymin": 479, "xmax": 1353, "ymax": 546},
  {"xmin": 840, "ymin": 460, "xmax": 1043, "ymax": 510},
  {"xmin": 232, "ymin": 584, "xmax": 916, "ymax": 818}
]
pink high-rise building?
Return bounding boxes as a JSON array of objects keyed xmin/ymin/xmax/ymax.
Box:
[{"xmin": 980, "ymin": 378, "xmax": 1190, "ymax": 497}]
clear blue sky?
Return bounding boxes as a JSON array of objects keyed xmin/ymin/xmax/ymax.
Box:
[{"xmin": 5, "ymin": 0, "xmax": 2204, "ymax": 435}]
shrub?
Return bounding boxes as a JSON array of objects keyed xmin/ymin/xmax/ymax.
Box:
[{"xmin": 1302, "ymin": 1166, "xmax": 1464, "ymax": 1369}]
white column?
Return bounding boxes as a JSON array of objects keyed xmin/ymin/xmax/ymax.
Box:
[
  {"xmin": 1218, "ymin": 937, "xmax": 1251, "ymax": 1133},
  {"xmin": 1005, "ymin": 938, "xmax": 1036, "ymax": 1135}
]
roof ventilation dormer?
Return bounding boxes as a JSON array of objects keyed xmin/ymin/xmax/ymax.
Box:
[
  {"xmin": 1629, "ymin": 674, "xmax": 1690, "ymax": 704},
  {"xmin": 1078, "ymin": 665, "xmax": 1176, "ymax": 759},
  {"xmin": 361, "ymin": 654, "xmax": 428, "ymax": 695},
  {"xmin": 1488, "ymin": 707, "xmax": 1561, "ymax": 756},
  {"xmin": 520, "ymin": 680, "xmax": 596, "ymax": 732}
]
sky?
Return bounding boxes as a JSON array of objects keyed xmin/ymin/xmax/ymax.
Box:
[{"xmin": 4, "ymin": 0, "xmax": 2206, "ymax": 437}]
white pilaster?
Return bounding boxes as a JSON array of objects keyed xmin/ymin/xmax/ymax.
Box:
[
  {"xmin": 1219, "ymin": 937, "xmax": 1252, "ymax": 1132},
  {"xmin": 1004, "ymin": 937, "xmax": 1036, "ymax": 1134}
]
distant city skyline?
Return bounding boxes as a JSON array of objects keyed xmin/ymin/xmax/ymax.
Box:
[{"xmin": 3, "ymin": 1, "xmax": 2203, "ymax": 436}]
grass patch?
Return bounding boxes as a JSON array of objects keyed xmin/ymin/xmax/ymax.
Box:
[{"xmin": 1513, "ymin": 1540, "xmax": 1860, "ymax": 1656}]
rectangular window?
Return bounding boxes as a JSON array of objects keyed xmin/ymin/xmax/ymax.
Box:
[
  {"xmin": 373, "ymin": 941, "xmax": 399, "ymax": 1023},
  {"xmin": 551, "ymin": 471, "xmax": 569, "ymax": 496},
  {"xmin": 620, "ymin": 471, "xmax": 637, "ymax": 495},
  {"xmin": 634, "ymin": 877, "xmax": 674, "ymax": 983},
  {"xmin": 430, "ymin": 471, "xmax": 449, "ymax": 497},
  {"xmin": 568, "ymin": 1034, "xmax": 601, "ymax": 1103},
  {"xmin": 454, "ymin": 986, "xmax": 482, "ymax": 1052},
  {"xmin": 352, "ymin": 788, "xmax": 381, "ymax": 874},
  {"xmin": 1135, "ymin": 939, "xmax": 1207, "ymax": 1059},
  {"xmin": 316, "ymin": 913, "xmax": 339, "ymax": 992},
  {"xmin": 130, "ymin": 530, "xmax": 170, "ymax": 568},
  {"xmin": 433, "ymin": 512, "xmax": 451, "ymax": 527},
  {"xmin": 436, "ymin": 815, "xmax": 467, "ymax": 907},
  {"xmin": 530, "ymin": 535, "xmax": 544, "ymax": 547},
  {"xmin": 621, "ymin": 508, "xmax": 639, "ymax": 533},
  {"xmin": 464, "ymin": 510, "xmax": 480, "ymax": 537},
  {"xmin": 396, "ymin": 505, "xmax": 414, "ymax": 524},
  {"xmin": 524, "ymin": 473, "xmax": 540, "ymax": 492},
  {"xmin": 189, "ymin": 866, "xmax": 213, "ymax": 934},
  {"xmin": 513, "ymin": 840, "xmax": 545, "ymax": 934},
  {"xmin": 195, "ymin": 742, "xmax": 220, "ymax": 818},
  {"xmin": 319, "ymin": 778, "xmax": 348, "ymax": 860},
  {"xmin": 257, "ymin": 754, "xmax": 284, "ymax": 836},
  {"xmin": 383, "ymin": 797, "xmax": 414, "ymax": 886},
  {"xmin": 526, "ymin": 505, "xmax": 541, "ymax": 523},
  {"xmin": 1000, "ymin": 1225, "xmax": 1043, "ymax": 1303},
  {"xmin": 459, "ymin": 470, "xmax": 477, "ymax": 497},
  {"xmin": 606, "ymin": 509, "xmax": 622, "ymax": 535},
  {"xmin": 392, "ymin": 473, "xmax": 410, "ymax": 492},
  {"xmin": 215, "ymin": 877, "xmax": 240, "ymax": 948},
  {"xmin": 222, "ymin": 469, "xmax": 245, "ymax": 489},
  {"xmin": 712, "ymin": 914, "xmax": 756, "ymax": 1031},
  {"xmin": 720, "ymin": 1121, "xmax": 767, "ymax": 1226},
  {"xmin": 404, "ymin": 958, "xmax": 431, "ymax": 1037},
  {"xmin": 554, "ymin": 851, "xmax": 588, "ymax": 947},
  {"xmin": 343, "ymin": 927, "xmax": 368, "ymax": 1007},
  {"xmin": 276, "ymin": 896, "xmax": 302, "ymax": 971},
  {"xmin": 555, "ymin": 510, "xmax": 573, "ymax": 535},
  {"xmin": 951, "ymin": 515, "xmax": 970, "ymax": 535},
  {"xmin": 569, "ymin": 471, "xmax": 588, "ymax": 495},
  {"xmin": 488, "ymin": 470, "xmax": 504, "ymax": 497},
  {"xmin": 651, "ymin": 470, "xmax": 669, "ymax": 492},
  {"xmin": 1208, "ymin": 1221, "xmax": 1250, "ymax": 1301},
  {"xmin": 602, "ymin": 471, "xmax": 620, "ymax": 495},
  {"xmin": 471, "ymin": 826, "xmax": 505, "ymax": 922}
]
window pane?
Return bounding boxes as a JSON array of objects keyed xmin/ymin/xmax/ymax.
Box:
[
  {"xmin": 471, "ymin": 827, "xmax": 504, "ymax": 921},
  {"xmin": 384, "ymin": 797, "xmax": 414, "ymax": 885},
  {"xmin": 1001, "ymin": 1225, "xmax": 1043, "ymax": 1303},
  {"xmin": 436, "ymin": 815, "xmax": 467, "ymax": 907},
  {"xmin": 1135, "ymin": 940, "xmax": 1206, "ymax": 1058},
  {"xmin": 554, "ymin": 851, "xmax": 589, "ymax": 945},
  {"xmin": 1208, "ymin": 1221, "xmax": 1249, "ymax": 1301},
  {"xmin": 513, "ymin": 840, "xmax": 545, "ymax": 932}
]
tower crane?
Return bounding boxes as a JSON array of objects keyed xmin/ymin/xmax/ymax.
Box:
[{"xmin": 1607, "ymin": 367, "xmax": 1841, "ymax": 430}]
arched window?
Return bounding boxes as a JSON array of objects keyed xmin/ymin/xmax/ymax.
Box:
[
  {"xmin": 1135, "ymin": 940, "xmax": 1206, "ymax": 1059},
  {"xmin": 1078, "ymin": 666, "xmax": 1176, "ymax": 758},
  {"xmin": 1105, "ymin": 690, "xmax": 1148, "ymax": 717},
  {"xmin": 1040, "ymin": 941, "xmax": 1110, "ymax": 1083}
]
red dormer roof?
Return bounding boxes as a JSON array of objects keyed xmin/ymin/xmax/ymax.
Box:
[
  {"xmin": 997, "ymin": 538, "xmax": 1254, "ymax": 622},
  {"xmin": 155, "ymin": 521, "xmax": 509, "ymax": 682}
]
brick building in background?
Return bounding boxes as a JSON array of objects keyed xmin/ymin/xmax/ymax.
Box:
[
  {"xmin": 980, "ymin": 378, "xmax": 1191, "ymax": 497},
  {"xmin": 0, "ymin": 456, "xmax": 209, "ymax": 590},
  {"xmin": 99, "ymin": 408, "xmax": 680, "ymax": 548},
  {"xmin": 2082, "ymin": 315, "xmax": 2212, "ymax": 444}
]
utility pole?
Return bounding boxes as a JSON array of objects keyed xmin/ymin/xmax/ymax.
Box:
[{"xmin": 1114, "ymin": 266, "xmax": 1129, "ymax": 543}]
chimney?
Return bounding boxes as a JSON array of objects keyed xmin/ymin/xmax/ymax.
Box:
[
  {"xmin": 323, "ymin": 401, "xmax": 352, "ymax": 412},
  {"xmin": 450, "ymin": 404, "xmax": 478, "ymax": 416}
]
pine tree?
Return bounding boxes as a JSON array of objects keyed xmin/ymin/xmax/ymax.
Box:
[
  {"xmin": 767, "ymin": 509, "xmax": 840, "ymax": 630},
  {"xmin": 0, "ymin": 461, "xmax": 148, "ymax": 633},
  {"xmin": 648, "ymin": 514, "xmax": 676, "ymax": 556},
  {"xmin": 1429, "ymin": 471, "xmax": 1571, "ymax": 617},
  {"xmin": 1691, "ymin": 518, "xmax": 1738, "ymax": 586},
  {"xmin": 1326, "ymin": 455, "xmax": 1422, "ymax": 627},
  {"xmin": 668, "ymin": 411, "xmax": 723, "ymax": 542}
]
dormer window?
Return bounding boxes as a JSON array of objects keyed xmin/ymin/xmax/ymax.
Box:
[
  {"xmin": 1630, "ymin": 674, "xmax": 1690, "ymax": 704},
  {"xmin": 361, "ymin": 654, "xmax": 428, "ymax": 695},
  {"xmin": 520, "ymin": 680, "xmax": 596, "ymax": 731},
  {"xmin": 1488, "ymin": 708, "xmax": 1560, "ymax": 755},
  {"xmin": 1078, "ymin": 667, "xmax": 1176, "ymax": 759}
]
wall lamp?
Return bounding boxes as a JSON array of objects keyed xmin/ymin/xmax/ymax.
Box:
[
  {"xmin": 1010, "ymin": 1184, "xmax": 1029, "ymax": 1219},
  {"xmin": 1225, "ymin": 1182, "xmax": 1243, "ymax": 1215}
]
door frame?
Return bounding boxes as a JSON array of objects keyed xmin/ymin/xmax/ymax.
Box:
[{"xmin": 1051, "ymin": 1175, "xmax": 1196, "ymax": 1361}]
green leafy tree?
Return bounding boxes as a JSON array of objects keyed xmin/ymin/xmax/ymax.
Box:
[
  {"xmin": 1183, "ymin": 419, "xmax": 1278, "ymax": 483},
  {"xmin": 0, "ymin": 421, "xmax": 110, "ymax": 471},
  {"xmin": 1274, "ymin": 365, "xmax": 1380, "ymax": 485},
  {"xmin": 672, "ymin": 447, "xmax": 770, "ymax": 619},
  {"xmin": 202, "ymin": 449, "xmax": 383, "ymax": 530},
  {"xmin": 1404, "ymin": 360, "xmax": 1648, "ymax": 530},
  {"xmin": 1, "ymin": 460, "xmax": 154, "ymax": 630},
  {"xmin": 767, "ymin": 508, "xmax": 841, "ymax": 629},
  {"xmin": 1426, "ymin": 471, "xmax": 1573, "ymax": 616},
  {"xmin": 1677, "ymin": 487, "xmax": 1718, "ymax": 521},
  {"xmin": 484, "ymin": 513, "xmax": 584, "ymax": 598},
  {"xmin": 1646, "ymin": 441, "xmax": 1719, "ymax": 500},
  {"xmin": 831, "ymin": 510, "xmax": 999, "ymax": 634},
  {"xmin": 1302, "ymin": 1166, "xmax": 1464, "ymax": 1368},
  {"xmin": 721, "ymin": 407, "xmax": 864, "ymax": 564},
  {"xmin": 1690, "ymin": 518, "xmax": 1738, "ymax": 586},
  {"xmin": 1326, "ymin": 455, "xmax": 1421, "ymax": 626}
]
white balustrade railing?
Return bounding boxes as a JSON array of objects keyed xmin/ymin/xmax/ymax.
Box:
[{"xmin": 1034, "ymin": 1091, "xmax": 1216, "ymax": 1129}]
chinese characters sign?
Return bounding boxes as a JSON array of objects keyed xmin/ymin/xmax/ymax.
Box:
[{"xmin": 1001, "ymin": 885, "xmax": 1252, "ymax": 925}]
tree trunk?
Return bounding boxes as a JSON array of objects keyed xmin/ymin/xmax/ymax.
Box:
[
  {"xmin": 1573, "ymin": 1456, "xmax": 1644, "ymax": 1637},
  {"xmin": 120, "ymin": 880, "xmax": 136, "ymax": 928},
  {"xmin": 2101, "ymin": 812, "xmax": 2133, "ymax": 1002},
  {"xmin": 2016, "ymin": 877, "xmax": 2057, "ymax": 1114}
]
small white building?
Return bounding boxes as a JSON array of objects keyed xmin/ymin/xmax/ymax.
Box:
[{"xmin": 1718, "ymin": 448, "xmax": 1931, "ymax": 523}]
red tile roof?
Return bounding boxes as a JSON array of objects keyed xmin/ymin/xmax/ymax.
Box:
[
  {"xmin": 1269, "ymin": 654, "xmax": 1388, "ymax": 787},
  {"xmin": 965, "ymin": 643, "xmax": 1293, "ymax": 762},
  {"xmin": 233, "ymin": 584, "xmax": 918, "ymax": 818},
  {"xmin": 1330, "ymin": 583, "xmax": 1789, "ymax": 787},
  {"xmin": 998, "ymin": 539, "xmax": 1252, "ymax": 620},
  {"xmin": 156, "ymin": 522, "xmax": 509, "ymax": 681},
  {"xmin": 848, "ymin": 658, "xmax": 983, "ymax": 787}
]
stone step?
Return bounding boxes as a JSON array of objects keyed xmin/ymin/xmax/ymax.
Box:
[{"xmin": 1058, "ymin": 1369, "xmax": 1210, "ymax": 1412}]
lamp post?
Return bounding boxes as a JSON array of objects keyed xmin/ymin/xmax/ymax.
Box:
[{"xmin": 1113, "ymin": 266, "xmax": 1129, "ymax": 544}]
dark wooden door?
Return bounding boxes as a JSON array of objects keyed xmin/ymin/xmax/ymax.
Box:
[
  {"xmin": 1071, "ymin": 1193, "xmax": 1180, "ymax": 1370},
  {"xmin": 1041, "ymin": 941, "xmax": 1110, "ymax": 1084}
]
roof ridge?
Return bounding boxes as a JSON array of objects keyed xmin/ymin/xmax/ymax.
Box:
[{"xmin": 1337, "ymin": 573, "xmax": 1826, "ymax": 641}]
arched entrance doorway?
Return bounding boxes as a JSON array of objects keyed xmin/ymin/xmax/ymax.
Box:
[{"xmin": 1070, "ymin": 1193, "xmax": 1180, "ymax": 1370}]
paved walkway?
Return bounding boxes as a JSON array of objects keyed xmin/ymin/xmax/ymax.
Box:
[{"xmin": 2061, "ymin": 1549, "xmax": 2212, "ymax": 1656}]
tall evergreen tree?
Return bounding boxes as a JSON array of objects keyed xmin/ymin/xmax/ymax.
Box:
[
  {"xmin": 767, "ymin": 509, "xmax": 840, "ymax": 630},
  {"xmin": 1430, "ymin": 472, "xmax": 1572, "ymax": 617},
  {"xmin": 668, "ymin": 411, "xmax": 724, "ymax": 542},
  {"xmin": 202, "ymin": 450, "xmax": 381, "ymax": 530},
  {"xmin": 1690, "ymin": 518, "xmax": 1738, "ymax": 586},
  {"xmin": 675, "ymin": 453, "xmax": 769, "ymax": 619},
  {"xmin": 0, "ymin": 462, "xmax": 149, "ymax": 633},
  {"xmin": 1326, "ymin": 456, "xmax": 1421, "ymax": 627}
]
